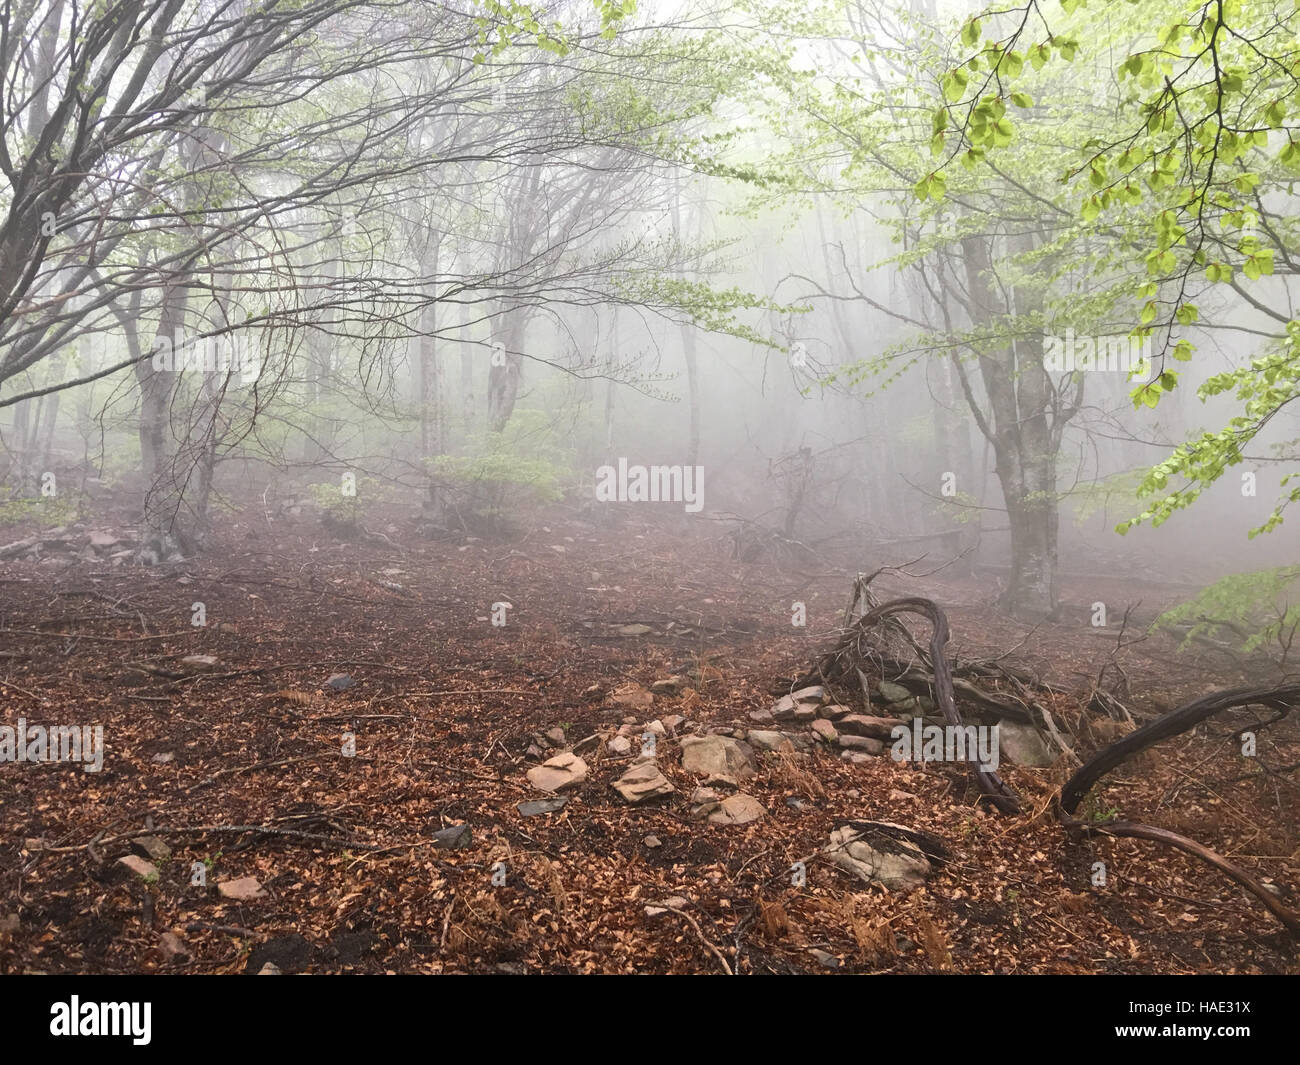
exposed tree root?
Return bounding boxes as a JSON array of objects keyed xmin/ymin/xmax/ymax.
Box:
[
  {"xmin": 1060, "ymin": 684, "xmax": 1300, "ymax": 815},
  {"xmin": 832, "ymin": 594, "xmax": 1021, "ymax": 814},
  {"xmin": 1063, "ymin": 818, "xmax": 1300, "ymax": 937},
  {"xmin": 812, "ymin": 579, "xmax": 1300, "ymax": 937}
]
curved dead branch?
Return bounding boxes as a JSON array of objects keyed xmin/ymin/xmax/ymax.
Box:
[
  {"xmin": 1065, "ymin": 818, "xmax": 1300, "ymax": 936},
  {"xmin": 1060, "ymin": 684, "xmax": 1300, "ymax": 815},
  {"xmin": 855, "ymin": 597, "xmax": 1021, "ymax": 815}
]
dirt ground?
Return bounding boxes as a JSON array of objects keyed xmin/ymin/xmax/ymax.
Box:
[{"xmin": 1, "ymin": 500, "xmax": 1297, "ymax": 974}]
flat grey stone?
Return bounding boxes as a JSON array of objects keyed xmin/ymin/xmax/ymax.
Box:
[
  {"xmin": 431, "ymin": 824, "xmax": 473, "ymax": 848},
  {"xmin": 517, "ymin": 798, "xmax": 568, "ymax": 817}
]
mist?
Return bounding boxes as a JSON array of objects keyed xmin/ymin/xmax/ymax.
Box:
[{"xmin": 1, "ymin": 0, "xmax": 1297, "ymax": 988}]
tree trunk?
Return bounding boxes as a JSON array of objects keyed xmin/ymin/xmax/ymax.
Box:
[
  {"xmin": 959, "ymin": 233, "xmax": 1060, "ymax": 619},
  {"xmin": 671, "ymin": 182, "xmax": 701, "ymax": 466},
  {"xmin": 487, "ymin": 308, "xmax": 525, "ymax": 432},
  {"xmin": 419, "ymin": 237, "xmax": 444, "ymax": 512}
]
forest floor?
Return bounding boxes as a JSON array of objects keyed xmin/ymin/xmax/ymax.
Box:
[{"xmin": 1, "ymin": 499, "xmax": 1297, "ymax": 974}]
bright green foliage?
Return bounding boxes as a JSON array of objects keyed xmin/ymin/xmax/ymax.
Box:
[
  {"xmin": 432, "ymin": 409, "xmax": 571, "ymax": 530},
  {"xmin": 1156, "ymin": 565, "xmax": 1300, "ymax": 662},
  {"xmin": 935, "ymin": 0, "xmax": 1300, "ymax": 538},
  {"xmin": 0, "ymin": 495, "xmax": 79, "ymax": 528}
]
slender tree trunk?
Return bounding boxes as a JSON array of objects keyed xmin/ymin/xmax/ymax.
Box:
[
  {"xmin": 671, "ymin": 181, "xmax": 700, "ymax": 466},
  {"xmin": 487, "ymin": 307, "xmax": 525, "ymax": 432},
  {"xmin": 960, "ymin": 233, "xmax": 1060, "ymax": 619},
  {"xmin": 459, "ymin": 303, "xmax": 476, "ymax": 436},
  {"xmin": 419, "ymin": 237, "xmax": 444, "ymax": 512}
]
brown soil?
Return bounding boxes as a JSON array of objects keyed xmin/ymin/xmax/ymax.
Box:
[{"xmin": 0, "ymin": 503, "xmax": 1296, "ymax": 974}]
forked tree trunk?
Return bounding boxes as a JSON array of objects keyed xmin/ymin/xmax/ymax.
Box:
[{"xmin": 959, "ymin": 233, "xmax": 1060, "ymax": 620}]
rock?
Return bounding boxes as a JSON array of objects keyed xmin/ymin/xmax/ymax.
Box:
[
  {"xmin": 888, "ymin": 788, "xmax": 918, "ymax": 802},
  {"xmin": 810, "ymin": 719, "xmax": 838, "ymax": 743},
  {"xmin": 791, "ymin": 704, "xmax": 817, "ymax": 723},
  {"xmin": 430, "ymin": 823, "xmax": 473, "ymax": 848},
  {"xmin": 608, "ymin": 683, "xmax": 654, "ymax": 711},
  {"xmin": 642, "ymin": 719, "xmax": 665, "ymax": 736},
  {"xmin": 180, "ymin": 654, "xmax": 220, "ymax": 671},
  {"xmin": 784, "ymin": 796, "xmax": 808, "ymax": 811},
  {"xmin": 661, "ymin": 714, "xmax": 685, "ymax": 732},
  {"xmin": 544, "ymin": 726, "xmax": 566, "ymax": 747},
  {"xmin": 517, "ymin": 797, "xmax": 568, "ymax": 817},
  {"xmin": 707, "ymin": 793, "xmax": 765, "ymax": 825},
  {"xmin": 151, "ymin": 751, "xmax": 175, "ymax": 764},
  {"xmin": 837, "ymin": 714, "xmax": 901, "ymax": 740},
  {"xmin": 842, "ymin": 751, "xmax": 874, "ymax": 765},
  {"xmin": 818, "ymin": 703, "xmax": 853, "ymax": 720},
  {"xmin": 746, "ymin": 730, "xmax": 793, "ymax": 753},
  {"xmin": 159, "ymin": 932, "xmax": 189, "ymax": 961},
  {"xmin": 766, "ymin": 685, "xmax": 826, "ymax": 721},
  {"xmin": 612, "ymin": 761, "xmax": 674, "ymax": 803},
  {"xmin": 998, "ymin": 721, "xmax": 1056, "ymax": 767},
  {"xmin": 825, "ymin": 824, "xmax": 932, "ymax": 891},
  {"xmin": 690, "ymin": 786, "xmax": 722, "ymax": 804},
  {"xmin": 526, "ymin": 743, "xmax": 544, "ymax": 759},
  {"xmin": 877, "ymin": 680, "xmax": 912, "ymax": 703},
  {"xmin": 87, "ymin": 531, "xmax": 120, "ymax": 548},
  {"xmin": 644, "ymin": 895, "xmax": 691, "ymax": 918},
  {"xmin": 217, "ymin": 876, "xmax": 266, "ymax": 900},
  {"xmin": 651, "ymin": 676, "xmax": 688, "ymax": 695},
  {"xmin": 258, "ymin": 963, "xmax": 283, "ymax": 975},
  {"xmin": 809, "ymin": 948, "xmax": 842, "ymax": 969},
  {"xmin": 326, "ymin": 672, "xmax": 355, "ymax": 691},
  {"xmin": 680, "ymin": 735, "xmax": 756, "ymax": 785},
  {"xmin": 526, "ymin": 751, "xmax": 588, "ymax": 792},
  {"xmin": 748, "ymin": 707, "xmax": 776, "ymax": 725},
  {"xmin": 619, "ymin": 623, "xmax": 652, "ymax": 635},
  {"xmin": 642, "ymin": 834, "xmax": 662, "ymax": 849},
  {"xmin": 117, "ymin": 855, "xmax": 158, "ymax": 879},
  {"xmin": 131, "ymin": 835, "xmax": 172, "ymax": 862},
  {"xmin": 838, "ymin": 735, "xmax": 883, "ymax": 754},
  {"xmin": 608, "ymin": 735, "xmax": 632, "ymax": 755}
]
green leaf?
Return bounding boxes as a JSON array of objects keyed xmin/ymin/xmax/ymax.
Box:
[{"xmin": 942, "ymin": 69, "xmax": 968, "ymax": 102}]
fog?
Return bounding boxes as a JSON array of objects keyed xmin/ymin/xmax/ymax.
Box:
[{"xmin": 2, "ymin": 0, "xmax": 1298, "ymax": 982}]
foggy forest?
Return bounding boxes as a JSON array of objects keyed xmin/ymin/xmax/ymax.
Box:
[{"xmin": 1, "ymin": 0, "xmax": 1299, "ymax": 986}]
